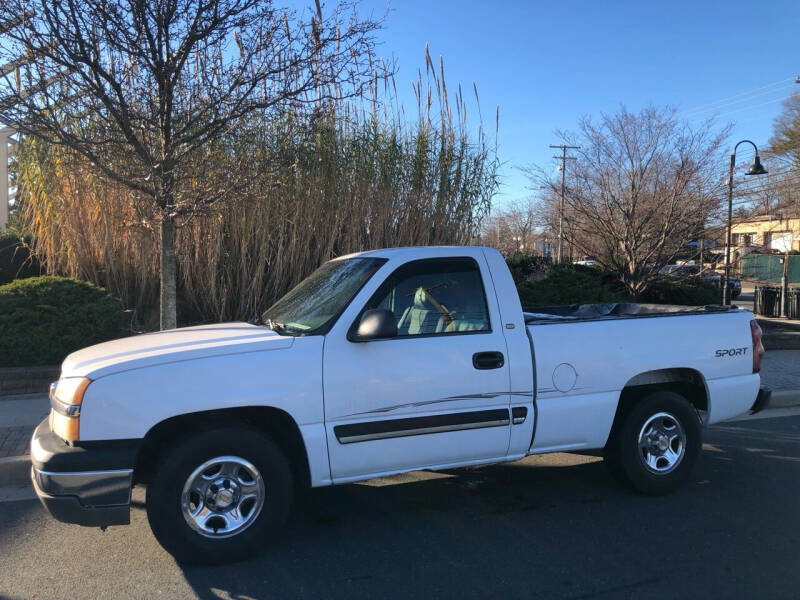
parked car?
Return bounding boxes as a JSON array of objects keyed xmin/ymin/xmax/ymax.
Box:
[
  {"xmin": 32, "ymin": 246, "xmax": 768, "ymax": 564},
  {"xmin": 658, "ymin": 263, "xmax": 741, "ymax": 299}
]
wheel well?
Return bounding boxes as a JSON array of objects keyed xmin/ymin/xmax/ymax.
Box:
[
  {"xmin": 134, "ymin": 407, "xmax": 311, "ymax": 489},
  {"xmin": 610, "ymin": 369, "xmax": 709, "ymax": 437}
]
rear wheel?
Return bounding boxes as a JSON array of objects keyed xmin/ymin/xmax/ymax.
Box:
[
  {"xmin": 604, "ymin": 391, "xmax": 701, "ymax": 495},
  {"xmin": 145, "ymin": 426, "xmax": 292, "ymax": 564}
]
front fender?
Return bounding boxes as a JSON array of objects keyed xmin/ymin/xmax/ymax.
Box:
[{"xmin": 78, "ymin": 336, "xmax": 324, "ymax": 441}]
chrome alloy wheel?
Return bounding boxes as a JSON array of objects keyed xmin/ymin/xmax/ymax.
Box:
[
  {"xmin": 180, "ymin": 456, "xmax": 265, "ymax": 538},
  {"xmin": 637, "ymin": 412, "xmax": 686, "ymax": 474}
]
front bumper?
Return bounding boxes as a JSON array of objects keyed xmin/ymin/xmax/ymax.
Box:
[
  {"xmin": 30, "ymin": 418, "xmax": 138, "ymax": 527},
  {"xmin": 750, "ymin": 386, "xmax": 771, "ymax": 415}
]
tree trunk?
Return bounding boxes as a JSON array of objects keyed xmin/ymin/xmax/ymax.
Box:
[{"xmin": 159, "ymin": 216, "xmax": 178, "ymax": 330}]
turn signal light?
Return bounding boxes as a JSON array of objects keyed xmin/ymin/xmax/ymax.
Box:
[
  {"xmin": 52, "ymin": 411, "xmax": 80, "ymax": 442},
  {"xmin": 50, "ymin": 377, "xmax": 91, "ymax": 442},
  {"xmin": 750, "ymin": 320, "xmax": 764, "ymax": 373}
]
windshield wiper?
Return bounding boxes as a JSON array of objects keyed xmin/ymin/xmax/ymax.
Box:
[
  {"xmin": 264, "ymin": 318, "xmax": 284, "ymax": 331},
  {"xmin": 264, "ymin": 318, "xmax": 299, "ymax": 336}
]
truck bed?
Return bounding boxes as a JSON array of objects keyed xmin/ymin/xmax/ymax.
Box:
[
  {"xmin": 524, "ymin": 302, "xmax": 738, "ymax": 325},
  {"xmin": 523, "ymin": 302, "xmax": 759, "ymax": 452}
]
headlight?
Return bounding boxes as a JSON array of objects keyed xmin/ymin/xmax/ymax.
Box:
[{"xmin": 50, "ymin": 377, "xmax": 91, "ymax": 442}]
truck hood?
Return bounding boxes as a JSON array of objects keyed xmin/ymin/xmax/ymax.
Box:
[{"xmin": 60, "ymin": 322, "xmax": 294, "ymax": 379}]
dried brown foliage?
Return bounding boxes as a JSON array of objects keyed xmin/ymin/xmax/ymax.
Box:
[{"xmin": 15, "ymin": 64, "xmax": 498, "ymax": 329}]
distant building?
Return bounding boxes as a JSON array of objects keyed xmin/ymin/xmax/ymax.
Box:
[
  {"xmin": 729, "ymin": 214, "xmax": 800, "ymax": 253},
  {"xmin": 530, "ymin": 234, "xmax": 553, "ymax": 258}
]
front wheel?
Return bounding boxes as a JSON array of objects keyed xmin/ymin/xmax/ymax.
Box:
[
  {"xmin": 145, "ymin": 426, "xmax": 293, "ymax": 564},
  {"xmin": 604, "ymin": 391, "xmax": 702, "ymax": 495}
]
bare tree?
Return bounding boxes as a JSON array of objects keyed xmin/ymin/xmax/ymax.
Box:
[
  {"xmin": 730, "ymin": 162, "xmax": 800, "ymax": 220},
  {"xmin": 519, "ymin": 186, "xmax": 585, "ymax": 261},
  {"xmin": 524, "ymin": 106, "xmax": 728, "ymax": 297},
  {"xmin": 769, "ymin": 92, "xmax": 800, "ymax": 166},
  {"xmin": 0, "ymin": 0, "xmax": 381, "ymax": 328},
  {"xmin": 480, "ymin": 197, "xmax": 549, "ymax": 255},
  {"xmin": 759, "ymin": 92, "xmax": 800, "ymax": 218}
]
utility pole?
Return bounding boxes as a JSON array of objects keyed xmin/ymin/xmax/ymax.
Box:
[
  {"xmin": 781, "ymin": 248, "xmax": 789, "ymax": 317},
  {"xmin": 0, "ymin": 127, "xmax": 12, "ymax": 230},
  {"xmin": 699, "ymin": 238, "xmax": 704, "ymax": 272},
  {"xmin": 549, "ymin": 144, "xmax": 579, "ymax": 263}
]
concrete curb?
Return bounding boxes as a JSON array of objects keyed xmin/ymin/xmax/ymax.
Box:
[
  {"xmin": 0, "ymin": 392, "xmax": 49, "ymax": 403},
  {"xmin": 0, "ymin": 366, "xmax": 59, "ymax": 397},
  {"xmin": 0, "ymin": 455, "xmax": 30, "ymax": 486},
  {"xmin": 764, "ymin": 334, "xmax": 800, "ymax": 350},
  {"xmin": 758, "ymin": 318, "xmax": 800, "ymax": 332},
  {"xmin": 771, "ymin": 389, "xmax": 800, "ymax": 409}
]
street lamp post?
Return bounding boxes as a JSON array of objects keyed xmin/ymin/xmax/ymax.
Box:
[{"xmin": 723, "ymin": 140, "xmax": 767, "ymax": 305}]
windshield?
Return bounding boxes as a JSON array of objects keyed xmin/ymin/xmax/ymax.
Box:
[{"xmin": 262, "ymin": 257, "xmax": 385, "ymax": 335}]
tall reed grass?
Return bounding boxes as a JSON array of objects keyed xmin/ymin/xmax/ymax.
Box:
[{"xmin": 14, "ymin": 58, "xmax": 499, "ymax": 329}]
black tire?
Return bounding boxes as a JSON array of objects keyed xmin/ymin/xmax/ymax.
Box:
[
  {"xmin": 145, "ymin": 426, "xmax": 293, "ymax": 565},
  {"xmin": 604, "ymin": 391, "xmax": 702, "ymax": 496}
]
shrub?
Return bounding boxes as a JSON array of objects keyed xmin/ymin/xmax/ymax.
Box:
[
  {"xmin": 0, "ymin": 276, "xmax": 123, "ymax": 367},
  {"xmin": 638, "ymin": 279, "xmax": 719, "ymax": 306},
  {"xmin": 0, "ymin": 233, "xmax": 42, "ymax": 285},
  {"xmin": 517, "ymin": 264, "xmax": 622, "ymax": 307},
  {"xmin": 517, "ymin": 264, "xmax": 720, "ymax": 308},
  {"xmin": 504, "ymin": 253, "xmax": 551, "ymax": 285}
]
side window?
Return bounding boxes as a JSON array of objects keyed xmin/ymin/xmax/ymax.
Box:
[{"xmin": 362, "ymin": 258, "xmax": 490, "ymax": 337}]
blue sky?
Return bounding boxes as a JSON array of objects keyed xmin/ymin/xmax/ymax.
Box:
[{"xmin": 346, "ymin": 0, "xmax": 800, "ymax": 208}]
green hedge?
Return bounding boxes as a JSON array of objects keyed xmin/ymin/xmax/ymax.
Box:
[
  {"xmin": 637, "ymin": 278, "xmax": 719, "ymax": 306},
  {"xmin": 504, "ymin": 253, "xmax": 552, "ymax": 285},
  {"xmin": 517, "ymin": 264, "xmax": 621, "ymax": 307},
  {"xmin": 0, "ymin": 233, "xmax": 42, "ymax": 285},
  {"xmin": 0, "ymin": 276, "xmax": 123, "ymax": 367},
  {"xmin": 514, "ymin": 261, "xmax": 720, "ymax": 308}
]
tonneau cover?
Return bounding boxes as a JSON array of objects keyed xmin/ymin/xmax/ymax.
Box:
[{"xmin": 524, "ymin": 302, "xmax": 736, "ymax": 324}]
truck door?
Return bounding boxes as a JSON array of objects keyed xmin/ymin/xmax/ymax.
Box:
[{"xmin": 322, "ymin": 255, "xmax": 512, "ymax": 481}]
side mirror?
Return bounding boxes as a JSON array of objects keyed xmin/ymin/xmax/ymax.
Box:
[{"xmin": 350, "ymin": 308, "xmax": 398, "ymax": 342}]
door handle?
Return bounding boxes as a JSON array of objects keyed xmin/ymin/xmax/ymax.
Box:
[{"xmin": 472, "ymin": 351, "xmax": 504, "ymax": 370}]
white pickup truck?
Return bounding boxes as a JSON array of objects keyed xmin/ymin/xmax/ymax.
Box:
[{"xmin": 31, "ymin": 246, "xmax": 769, "ymax": 564}]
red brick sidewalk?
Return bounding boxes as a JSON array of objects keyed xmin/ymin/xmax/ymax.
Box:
[{"xmin": 0, "ymin": 426, "xmax": 32, "ymax": 458}]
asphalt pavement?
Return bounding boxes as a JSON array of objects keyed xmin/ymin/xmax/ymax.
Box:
[{"xmin": 0, "ymin": 409, "xmax": 798, "ymax": 600}]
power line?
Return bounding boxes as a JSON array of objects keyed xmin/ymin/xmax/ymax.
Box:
[
  {"xmin": 728, "ymin": 180, "xmax": 800, "ymax": 203},
  {"xmin": 730, "ymin": 188, "xmax": 800, "ymax": 206},
  {"xmin": 688, "ymin": 96, "xmax": 789, "ymax": 123},
  {"xmin": 732, "ymin": 166, "xmax": 798, "ymax": 183},
  {"xmin": 732, "ymin": 165, "xmax": 800, "ymax": 184},
  {"xmin": 679, "ymin": 83, "xmax": 795, "ymax": 118},
  {"xmin": 678, "ymin": 77, "xmax": 795, "ymax": 116},
  {"xmin": 734, "ymin": 177, "xmax": 800, "ymax": 193},
  {"xmin": 765, "ymin": 153, "xmax": 798, "ymax": 167}
]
